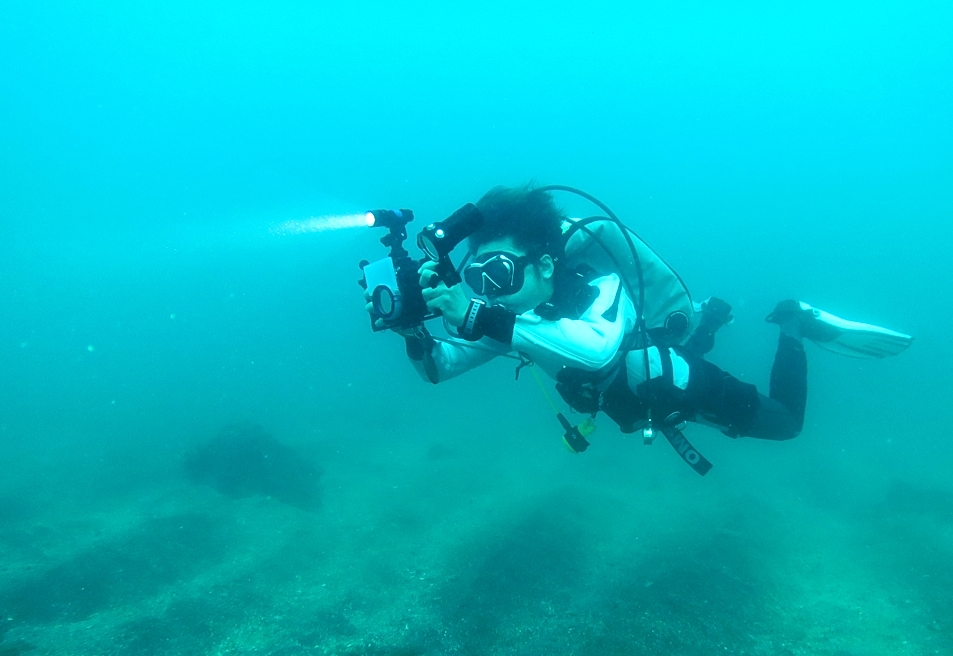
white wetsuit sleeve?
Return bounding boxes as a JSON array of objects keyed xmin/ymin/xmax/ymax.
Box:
[
  {"xmin": 410, "ymin": 334, "xmax": 509, "ymax": 383},
  {"xmin": 510, "ymin": 274, "xmax": 633, "ymax": 377},
  {"xmin": 410, "ymin": 274, "xmax": 631, "ymax": 383}
]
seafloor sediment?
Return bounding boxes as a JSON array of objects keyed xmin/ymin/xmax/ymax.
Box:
[{"xmin": 0, "ymin": 430, "xmax": 950, "ymax": 656}]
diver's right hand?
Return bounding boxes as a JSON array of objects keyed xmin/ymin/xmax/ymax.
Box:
[{"xmin": 417, "ymin": 260, "xmax": 469, "ymax": 327}]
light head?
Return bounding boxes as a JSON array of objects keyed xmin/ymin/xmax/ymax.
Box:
[
  {"xmin": 416, "ymin": 203, "xmax": 483, "ymax": 261},
  {"xmin": 365, "ymin": 208, "xmax": 414, "ymax": 230}
]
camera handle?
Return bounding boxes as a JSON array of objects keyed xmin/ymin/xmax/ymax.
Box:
[{"xmin": 426, "ymin": 254, "xmax": 462, "ymax": 289}]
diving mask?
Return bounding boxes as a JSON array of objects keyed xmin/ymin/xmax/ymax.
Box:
[{"xmin": 463, "ymin": 251, "xmax": 533, "ymax": 298}]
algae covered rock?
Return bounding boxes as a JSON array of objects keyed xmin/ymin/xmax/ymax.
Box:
[{"xmin": 183, "ymin": 422, "xmax": 322, "ymax": 511}]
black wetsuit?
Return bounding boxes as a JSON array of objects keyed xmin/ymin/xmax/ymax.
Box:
[{"xmin": 679, "ymin": 335, "xmax": 806, "ymax": 440}]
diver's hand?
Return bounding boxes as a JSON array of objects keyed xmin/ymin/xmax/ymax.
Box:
[
  {"xmin": 418, "ymin": 260, "xmax": 469, "ymax": 327},
  {"xmin": 364, "ymin": 290, "xmax": 418, "ymax": 335},
  {"xmin": 363, "ymin": 289, "xmax": 386, "ymax": 330}
]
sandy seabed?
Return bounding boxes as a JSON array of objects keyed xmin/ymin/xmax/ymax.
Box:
[{"xmin": 1, "ymin": 423, "xmax": 950, "ymax": 656}]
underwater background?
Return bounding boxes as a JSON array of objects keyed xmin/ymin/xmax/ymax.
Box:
[{"xmin": 1, "ymin": 1, "xmax": 951, "ymax": 654}]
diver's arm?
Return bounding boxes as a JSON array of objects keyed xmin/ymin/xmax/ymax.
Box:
[
  {"xmin": 456, "ymin": 275, "xmax": 632, "ymax": 374},
  {"xmin": 402, "ymin": 261, "xmax": 506, "ymax": 383},
  {"xmin": 512, "ymin": 275, "xmax": 631, "ymax": 372},
  {"xmin": 404, "ymin": 327, "xmax": 506, "ymax": 384}
]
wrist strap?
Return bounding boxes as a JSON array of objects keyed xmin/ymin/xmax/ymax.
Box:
[
  {"xmin": 458, "ymin": 301, "xmax": 517, "ymax": 344},
  {"xmin": 459, "ymin": 299, "xmax": 485, "ymax": 340}
]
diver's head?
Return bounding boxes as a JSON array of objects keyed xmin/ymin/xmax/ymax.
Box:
[{"xmin": 464, "ymin": 185, "xmax": 565, "ymax": 313}]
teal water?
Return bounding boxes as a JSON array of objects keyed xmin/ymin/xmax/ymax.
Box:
[{"xmin": 1, "ymin": 2, "xmax": 951, "ymax": 654}]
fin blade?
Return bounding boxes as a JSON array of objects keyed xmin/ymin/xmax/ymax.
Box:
[{"xmin": 810, "ymin": 323, "xmax": 913, "ymax": 358}]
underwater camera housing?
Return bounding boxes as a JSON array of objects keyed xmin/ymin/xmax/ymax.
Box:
[{"xmin": 359, "ymin": 204, "xmax": 483, "ymax": 332}]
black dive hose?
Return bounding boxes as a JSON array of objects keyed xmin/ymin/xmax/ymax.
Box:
[
  {"xmin": 537, "ymin": 185, "xmax": 654, "ymax": 416},
  {"xmin": 537, "ymin": 185, "xmax": 648, "ymax": 327}
]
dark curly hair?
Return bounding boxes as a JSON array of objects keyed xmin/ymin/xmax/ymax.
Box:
[{"xmin": 468, "ymin": 184, "xmax": 566, "ymax": 260}]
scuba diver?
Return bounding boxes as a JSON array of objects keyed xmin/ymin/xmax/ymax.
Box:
[{"xmin": 362, "ymin": 184, "xmax": 912, "ymax": 474}]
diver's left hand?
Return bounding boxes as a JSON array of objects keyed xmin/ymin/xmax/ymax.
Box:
[{"xmin": 418, "ymin": 260, "xmax": 470, "ymax": 327}]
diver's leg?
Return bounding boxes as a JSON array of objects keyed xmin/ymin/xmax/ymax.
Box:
[
  {"xmin": 767, "ymin": 334, "xmax": 807, "ymax": 431},
  {"xmin": 745, "ymin": 393, "xmax": 801, "ymax": 440},
  {"xmin": 741, "ymin": 321, "xmax": 808, "ymax": 440},
  {"xmin": 679, "ymin": 342, "xmax": 802, "ymax": 441},
  {"xmin": 680, "ymin": 354, "xmax": 761, "ymax": 437},
  {"xmin": 761, "ymin": 302, "xmax": 812, "ymax": 433}
]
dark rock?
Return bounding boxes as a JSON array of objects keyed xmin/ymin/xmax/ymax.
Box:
[{"xmin": 183, "ymin": 422, "xmax": 323, "ymax": 511}]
